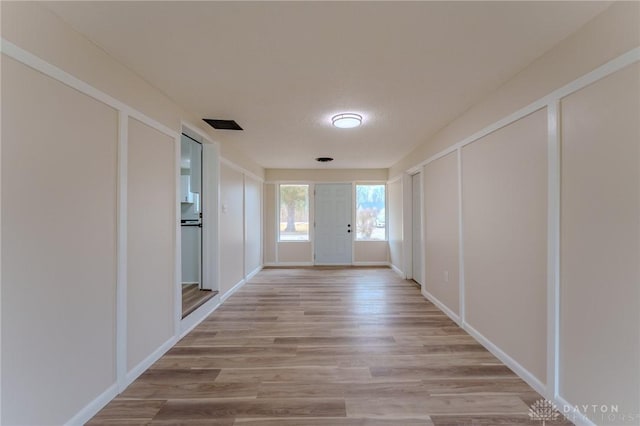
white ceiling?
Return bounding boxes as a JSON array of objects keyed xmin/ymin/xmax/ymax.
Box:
[{"xmin": 44, "ymin": 1, "xmax": 610, "ymax": 169}]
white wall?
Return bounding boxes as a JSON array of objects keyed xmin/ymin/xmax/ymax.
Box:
[
  {"xmin": 423, "ymin": 152, "xmax": 459, "ymax": 317},
  {"xmin": 1, "ymin": 55, "xmax": 118, "ymax": 425},
  {"xmin": 220, "ymin": 162, "xmax": 264, "ymax": 297},
  {"xmin": 462, "ymin": 109, "xmax": 548, "ymax": 384},
  {"xmin": 1, "ymin": 3, "xmax": 265, "ymax": 424},
  {"xmin": 353, "ymin": 241, "xmax": 388, "ymax": 264},
  {"xmin": 126, "ymin": 118, "xmax": 176, "ymax": 371},
  {"xmin": 559, "ymin": 63, "xmax": 639, "ymax": 422},
  {"xmin": 244, "ymin": 175, "xmax": 263, "ymax": 276},
  {"xmin": 389, "ymin": 2, "xmax": 640, "ymax": 178},
  {"xmin": 263, "ymin": 183, "xmax": 277, "ymax": 264},
  {"xmin": 266, "ymin": 168, "xmax": 387, "ymax": 182},
  {"xmin": 391, "ymin": 4, "xmax": 639, "ymax": 424},
  {"xmin": 220, "ymin": 163, "xmax": 246, "ymax": 295},
  {"xmin": 387, "ymin": 178, "xmax": 403, "ymax": 273}
]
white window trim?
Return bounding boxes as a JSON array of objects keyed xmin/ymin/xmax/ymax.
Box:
[
  {"xmin": 354, "ymin": 182, "xmax": 388, "ymax": 242},
  {"xmin": 277, "ymin": 183, "xmax": 311, "ymax": 242}
]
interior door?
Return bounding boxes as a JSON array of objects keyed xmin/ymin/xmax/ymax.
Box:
[
  {"xmin": 412, "ymin": 172, "xmax": 423, "ymax": 284},
  {"xmin": 314, "ymin": 183, "xmax": 353, "ymax": 264}
]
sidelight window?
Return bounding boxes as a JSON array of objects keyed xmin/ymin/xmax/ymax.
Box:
[
  {"xmin": 355, "ymin": 184, "xmax": 386, "ymax": 241},
  {"xmin": 279, "ymin": 184, "xmax": 310, "ymax": 241}
]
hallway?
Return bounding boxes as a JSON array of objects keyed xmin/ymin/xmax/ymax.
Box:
[{"xmin": 87, "ymin": 268, "xmax": 567, "ymax": 425}]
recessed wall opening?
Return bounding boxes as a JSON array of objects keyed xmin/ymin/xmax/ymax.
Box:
[{"xmin": 180, "ymin": 129, "xmax": 218, "ymax": 318}]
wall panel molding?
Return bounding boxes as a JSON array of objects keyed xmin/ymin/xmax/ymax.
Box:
[
  {"xmin": 1, "ymin": 39, "xmax": 179, "ymax": 140},
  {"xmin": 408, "ymin": 48, "xmax": 639, "ymax": 426},
  {"xmin": 404, "ymin": 47, "xmax": 640, "ymax": 175}
]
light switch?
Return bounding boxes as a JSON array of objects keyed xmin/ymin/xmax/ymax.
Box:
[{"xmin": 444, "ymin": 270, "xmax": 449, "ymax": 283}]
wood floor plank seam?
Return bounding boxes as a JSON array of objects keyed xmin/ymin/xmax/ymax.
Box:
[{"xmin": 87, "ymin": 267, "xmax": 573, "ymax": 426}]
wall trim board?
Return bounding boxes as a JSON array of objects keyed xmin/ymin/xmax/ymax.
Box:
[
  {"xmin": 116, "ymin": 111, "xmax": 128, "ymax": 392},
  {"xmin": 220, "ymin": 156, "xmax": 264, "ymax": 183},
  {"xmin": 263, "ymin": 262, "xmax": 314, "ymax": 267},
  {"xmin": 260, "ymin": 183, "xmax": 265, "ymax": 268},
  {"xmin": 456, "ymin": 148, "xmax": 466, "ymax": 323},
  {"xmin": 0, "ymin": 39, "xmax": 179, "ymax": 140},
  {"xmin": 421, "ymin": 287, "xmax": 461, "ymax": 326},
  {"xmin": 404, "ymin": 48, "xmax": 640, "ymax": 420},
  {"xmin": 419, "ymin": 169, "xmax": 427, "ymax": 292},
  {"xmin": 124, "ymin": 336, "xmax": 176, "ymax": 388},
  {"xmin": 404, "ymin": 47, "xmax": 640, "ymax": 176},
  {"xmin": 173, "ymin": 132, "xmax": 182, "ymax": 339},
  {"xmin": 352, "ymin": 261, "xmax": 391, "ymax": 267},
  {"xmin": 401, "ymin": 173, "xmax": 413, "ymax": 280},
  {"xmin": 546, "ymin": 101, "xmax": 561, "ymax": 400},
  {"xmin": 267, "ymin": 180, "xmax": 316, "ymax": 185},
  {"xmin": 390, "ymin": 263, "xmax": 404, "ymax": 277},
  {"xmin": 1, "ymin": 34, "xmax": 267, "ymax": 426},
  {"xmin": 220, "ymin": 278, "xmax": 247, "ymax": 303},
  {"xmin": 265, "ymin": 179, "xmax": 387, "ymax": 184},
  {"xmin": 242, "ymin": 174, "xmax": 247, "ymax": 278},
  {"xmin": 179, "ymin": 295, "xmax": 221, "ymax": 338},
  {"xmin": 201, "ymin": 142, "xmax": 220, "ymax": 292},
  {"xmin": 64, "ymin": 383, "xmax": 118, "ymax": 426},
  {"xmin": 387, "ymin": 175, "xmax": 402, "ymax": 184},
  {"xmin": 180, "ymin": 119, "xmax": 218, "ymax": 147},
  {"xmin": 246, "ymin": 265, "xmax": 263, "ymax": 282},
  {"xmin": 464, "ymin": 321, "xmax": 546, "ymax": 396}
]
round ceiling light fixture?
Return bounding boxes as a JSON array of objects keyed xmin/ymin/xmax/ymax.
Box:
[{"xmin": 331, "ymin": 113, "xmax": 362, "ymax": 129}]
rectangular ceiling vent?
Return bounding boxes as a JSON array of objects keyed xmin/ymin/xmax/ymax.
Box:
[{"xmin": 203, "ymin": 118, "xmax": 243, "ymax": 131}]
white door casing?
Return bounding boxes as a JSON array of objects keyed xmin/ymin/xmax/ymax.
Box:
[
  {"xmin": 412, "ymin": 172, "xmax": 423, "ymax": 284},
  {"xmin": 314, "ymin": 183, "xmax": 353, "ymax": 264}
]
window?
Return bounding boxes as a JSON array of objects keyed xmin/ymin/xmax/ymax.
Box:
[
  {"xmin": 355, "ymin": 184, "xmax": 386, "ymax": 241},
  {"xmin": 279, "ymin": 184, "xmax": 310, "ymax": 241}
]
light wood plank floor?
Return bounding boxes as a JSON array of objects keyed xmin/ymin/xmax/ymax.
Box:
[
  {"xmin": 182, "ymin": 284, "xmax": 218, "ymax": 319},
  {"xmin": 89, "ymin": 267, "xmax": 571, "ymax": 425}
]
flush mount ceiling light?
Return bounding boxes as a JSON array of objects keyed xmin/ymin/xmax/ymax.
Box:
[{"xmin": 331, "ymin": 113, "xmax": 362, "ymax": 129}]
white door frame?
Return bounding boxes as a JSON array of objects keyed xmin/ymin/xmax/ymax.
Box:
[
  {"xmin": 179, "ymin": 122, "xmax": 220, "ymax": 315},
  {"xmin": 410, "ymin": 171, "xmax": 424, "ymax": 285}
]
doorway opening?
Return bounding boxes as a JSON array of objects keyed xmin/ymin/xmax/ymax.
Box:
[{"xmin": 180, "ymin": 131, "xmax": 216, "ymax": 317}]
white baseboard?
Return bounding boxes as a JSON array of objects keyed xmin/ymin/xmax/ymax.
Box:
[
  {"xmin": 245, "ymin": 264, "xmax": 263, "ymax": 281},
  {"xmin": 221, "ymin": 278, "xmax": 246, "ymax": 303},
  {"xmin": 263, "ymin": 262, "xmax": 314, "ymax": 267},
  {"xmin": 463, "ymin": 321, "xmax": 546, "ymax": 397},
  {"xmin": 421, "ymin": 287, "xmax": 461, "ymax": 326},
  {"xmin": 179, "ymin": 295, "xmax": 220, "ymax": 338},
  {"xmin": 124, "ymin": 335, "xmax": 176, "ymax": 388},
  {"xmin": 421, "ymin": 287, "xmax": 550, "ymax": 418},
  {"xmin": 390, "ymin": 263, "xmax": 404, "ymax": 277},
  {"xmin": 64, "ymin": 382, "xmax": 118, "ymax": 426},
  {"xmin": 352, "ymin": 261, "xmax": 390, "ymax": 266}
]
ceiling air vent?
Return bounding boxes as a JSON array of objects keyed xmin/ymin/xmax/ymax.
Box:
[
  {"xmin": 316, "ymin": 157, "xmax": 334, "ymax": 163},
  {"xmin": 203, "ymin": 118, "xmax": 243, "ymax": 131}
]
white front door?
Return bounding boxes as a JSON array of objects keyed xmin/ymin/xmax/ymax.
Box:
[{"xmin": 314, "ymin": 183, "xmax": 353, "ymax": 264}]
